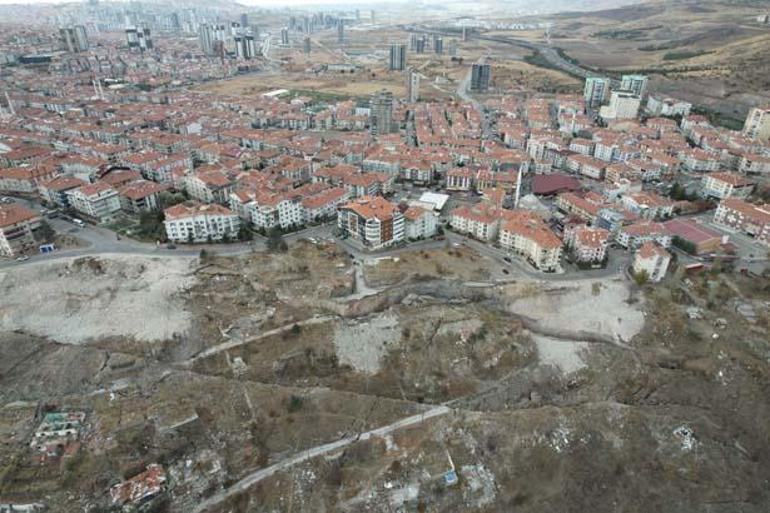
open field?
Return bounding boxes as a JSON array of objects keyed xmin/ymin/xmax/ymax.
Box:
[
  {"xmin": 499, "ymin": 1, "xmax": 770, "ymax": 119},
  {"xmin": 195, "ymin": 69, "xmax": 407, "ymax": 99}
]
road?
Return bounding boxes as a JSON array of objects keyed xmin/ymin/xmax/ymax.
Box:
[
  {"xmin": 192, "ymin": 405, "xmax": 451, "ymax": 513},
  {"xmin": 0, "ymin": 197, "xmax": 336, "ymax": 269},
  {"xmin": 457, "ymin": 54, "xmax": 486, "ymax": 108}
]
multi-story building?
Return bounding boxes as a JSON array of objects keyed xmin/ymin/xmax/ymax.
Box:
[
  {"xmin": 620, "ymin": 74, "xmax": 648, "ymax": 98},
  {"xmin": 713, "ymin": 199, "xmax": 770, "ymax": 246},
  {"xmin": 370, "ymin": 90, "xmax": 395, "ymax": 135},
  {"xmin": 616, "ymin": 221, "xmax": 671, "ymax": 249},
  {"xmin": 404, "ymin": 205, "xmax": 437, "ymax": 240},
  {"xmin": 164, "ymin": 202, "xmax": 240, "ymax": 243},
  {"xmin": 564, "ymin": 225, "xmax": 610, "ymax": 264},
  {"xmin": 583, "ymin": 77, "xmax": 610, "ymax": 109},
  {"xmin": 406, "ymin": 68, "xmax": 420, "ymax": 103},
  {"xmin": 599, "ymin": 91, "xmax": 641, "ymax": 121},
  {"xmin": 389, "ymin": 43, "xmax": 407, "ymax": 71},
  {"xmin": 39, "ymin": 176, "xmax": 88, "ymax": 208},
  {"xmin": 60, "ymin": 26, "xmax": 89, "ymax": 53},
  {"xmin": 621, "ymin": 192, "xmax": 674, "ymax": 220},
  {"xmin": 118, "ymin": 180, "xmax": 166, "ymax": 214},
  {"xmin": 499, "ymin": 211, "xmax": 562, "ymax": 272},
  {"xmin": 337, "ymin": 196, "xmax": 404, "ymax": 250},
  {"xmin": 633, "ymin": 241, "xmax": 670, "ymax": 282},
  {"xmin": 742, "ymin": 106, "xmax": 770, "ymax": 142},
  {"xmin": 66, "ymin": 182, "xmax": 121, "ymax": 223},
  {"xmin": 185, "ymin": 171, "xmax": 233, "ymax": 205},
  {"xmin": 446, "ymin": 168, "xmax": 474, "ymax": 191},
  {"xmin": 470, "ymin": 63, "xmax": 491, "ymax": 92},
  {"xmin": 0, "ymin": 204, "xmax": 41, "ymax": 257},
  {"xmin": 449, "ymin": 203, "xmax": 502, "ymax": 241},
  {"xmin": 646, "ymin": 95, "xmax": 692, "ymax": 117},
  {"xmin": 701, "ymin": 172, "xmax": 755, "ymax": 200},
  {"xmin": 556, "ymin": 192, "xmax": 604, "ymax": 224}
]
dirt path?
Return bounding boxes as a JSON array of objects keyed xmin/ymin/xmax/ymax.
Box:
[
  {"xmin": 192, "ymin": 405, "xmax": 451, "ymax": 513},
  {"xmin": 185, "ymin": 315, "xmax": 338, "ymax": 364}
]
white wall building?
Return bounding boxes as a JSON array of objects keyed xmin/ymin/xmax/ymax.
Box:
[
  {"xmin": 633, "ymin": 241, "xmax": 670, "ymax": 282},
  {"xmin": 164, "ymin": 202, "xmax": 240, "ymax": 243}
]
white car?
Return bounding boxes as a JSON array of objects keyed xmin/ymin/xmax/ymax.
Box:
[{"xmin": 15, "ymin": 255, "xmax": 29, "ymax": 262}]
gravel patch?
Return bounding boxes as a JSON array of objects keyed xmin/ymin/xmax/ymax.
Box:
[
  {"xmin": 332, "ymin": 313, "xmax": 400, "ymax": 374},
  {"xmin": 0, "ymin": 255, "xmax": 196, "ymax": 344},
  {"xmin": 506, "ymin": 279, "xmax": 644, "ymax": 342},
  {"xmin": 532, "ymin": 334, "xmax": 589, "ymax": 374}
]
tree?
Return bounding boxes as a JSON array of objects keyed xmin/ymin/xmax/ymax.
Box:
[
  {"xmin": 239, "ymin": 225, "xmax": 253, "ymax": 241},
  {"xmin": 35, "ymin": 220, "xmax": 56, "ymax": 244},
  {"xmin": 266, "ymin": 226, "xmax": 287, "ymax": 252},
  {"xmin": 633, "ymin": 269, "xmax": 649, "ymax": 286}
]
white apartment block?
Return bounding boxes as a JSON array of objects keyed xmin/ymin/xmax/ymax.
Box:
[
  {"xmin": 714, "ymin": 199, "xmax": 770, "ymax": 246},
  {"xmin": 66, "ymin": 182, "xmax": 121, "ymax": 222},
  {"xmin": 599, "ymin": 91, "xmax": 641, "ymax": 121},
  {"xmin": 742, "ymin": 107, "xmax": 770, "ymax": 142},
  {"xmin": 164, "ymin": 202, "xmax": 240, "ymax": 243},
  {"xmin": 564, "ymin": 225, "xmax": 609, "ymax": 263},
  {"xmin": 337, "ymin": 196, "xmax": 405, "ymax": 250},
  {"xmin": 499, "ymin": 215, "xmax": 562, "ymax": 272},
  {"xmin": 633, "ymin": 241, "xmax": 670, "ymax": 282},
  {"xmin": 701, "ymin": 172, "xmax": 755, "ymax": 200},
  {"xmin": 646, "ymin": 95, "xmax": 692, "ymax": 117},
  {"xmin": 0, "ymin": 204, "xmax": 41, "ymax": 257},
  {"xmin": 404, "ymin": 206, "xmax": 438, "ymax": 240}
]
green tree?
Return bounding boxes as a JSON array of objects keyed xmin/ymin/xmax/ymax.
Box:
[
  {"xmin": 633, "ymin": 269, "xmax": 649, "ymax": 286},
  {"xmin": 239, "ymin": 224, "xmax": 253, "ymax": 241},
  {"xmin": 35, "ymin": 220, "xmax": 56, "ymax": 243},
  {"xmin": 266, "ymin": 226, "xmax": 288, "ymax": 252}
]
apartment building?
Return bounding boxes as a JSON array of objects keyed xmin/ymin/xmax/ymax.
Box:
[
  {"xmin": 701, "ymin": 172, "xmax": 755, "ymax": 200},
  {"xmin": 616, "ymin": 221, "xmax": 671, "ymax": 249},
  {"xmin": 185, "ymin": 170, "xmax": 233, "ymax": 205},
  {"xmin": 403, "ymin": 205, "xmax": 438, "ymax": 240},
  {"xmin": 583, "ymin": 77, "xmax": 610, "ymax": 110},
  {"xmin": 450, "ymin": 203, "xmax": 502, "ymax": 241},
  {"xmin": 337, "ymin": 196, "xmax": 404, "ymax": 250},
  {"xmin": 446, "ymin": 168, "xmax": 474, "ymax": 191},
  {"xmin": 713, "ymin": 199, "xmax": 770, "ymax": 246},
  {"xmin": 66, "ymin": 182, "xmax": 121, "ymax": 222},
  {"xmin": 621, "ymin": 192, "xmax": 674, "ymax": 220},
  {"xmin": 556, "ymin": 192, "xmax": 604, "ymax": 224},
  {"xmin": 163, "ymin": 202, "xmax": 240, "ymax": 243},
  {"xmin": 565, "ymin": 153, "xmax": 606, "ymax": 180},
  {"xmin": 564, "ymin": 224, "xmax": 610, "ymax": 264},
  {"xmin": 633, "ymin": 241, "xmax": 670, "ymax": 282},
  {"xmin": 39, "ymin": 175, "xmax": 88, "ymax": 208},
  {"xmin": 499, "ymin": 211, "xmax": 562, "ymax": 272},
  {"xmin": 0, "ymin": 203, "xmax": 41, "ymax": 257},
  {"xmin": 645, "ymin": 95, "xmax": 692, "ymax": 118},
  {"xmin": 742, "ymin": 106, "xmax": 770, "ymax": 142},
  {"xmin": 679, "ymin": 148, "xmax": 720, "ymax": 173},
  {"xmin": 118, "ymin": 180, "xmax": 166, "ymax": 214},
  {"xmin": 599, "ymin": 91, "xmax": 641, "ymax": 122},
  {"xmin": 301, "ymin": 187, "xmax": 349, "ymax": 223}
]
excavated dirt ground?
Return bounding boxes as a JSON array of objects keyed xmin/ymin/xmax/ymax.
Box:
[{"xmin": 1, "ymin": 244, "xmax": 769, "ymax": 513}]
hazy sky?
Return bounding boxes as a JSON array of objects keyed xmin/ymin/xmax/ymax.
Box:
[{"xmin": 0, "ymin": 0, "xmax": 397, "ymax": 4}]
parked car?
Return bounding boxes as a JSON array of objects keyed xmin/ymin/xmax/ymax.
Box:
[{"xmin": 15, "ymin": 256, "xmax": 29, "ymax": 262}]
